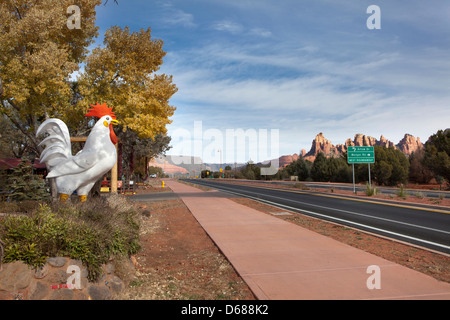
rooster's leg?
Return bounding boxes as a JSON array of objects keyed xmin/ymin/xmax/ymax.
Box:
[
  {"xmin": 78, "ymin": 195, "xmax": 87, "ymax": 202},
  {"xmin": 59, "ymin": 194, "xmax": 70, "ymax": 202}
]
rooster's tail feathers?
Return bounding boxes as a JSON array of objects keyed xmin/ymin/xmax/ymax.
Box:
[{"xmin": 36, "ymin": 119, "xmax": 72, "ymax": 168}]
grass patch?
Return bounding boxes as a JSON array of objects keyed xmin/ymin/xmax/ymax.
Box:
[
  {"xmin": 292, "ymin": 183, "xmax": 310, "ymax": 190},
  {"xmin": 414, "ymin": 191, "xmax": 425, "ymax": 199},
  {"xmin": 395, "ymin": 184, "xmax": 407, "ymax": 198},
  {"xmin": 0, "ymin": 195, "xmax": 141, "ymax": 281},
  {"xmin": 365, "ymin": 183, "xmax": 377, "ymax": 196}
]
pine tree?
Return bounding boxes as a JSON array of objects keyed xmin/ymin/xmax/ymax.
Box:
[{"xmin": 4, "ymin": 159, "xmax": 50, "ymax": 201}]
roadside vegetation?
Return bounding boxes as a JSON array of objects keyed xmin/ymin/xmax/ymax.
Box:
[
  {"xmin": 0, "ymin": 195, "xmax": 141, "ymax": 282},
  {"xmin": 201, "ymin": 129, "xmax": 449, "ymax": 191}
]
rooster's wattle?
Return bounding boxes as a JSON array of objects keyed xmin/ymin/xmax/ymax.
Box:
[{"xmin": 36, "ymin": 103, "xmax": 119, "ymax": 202}]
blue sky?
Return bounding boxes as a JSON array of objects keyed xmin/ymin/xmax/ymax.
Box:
[{"xmin": 90, "ymin": 0, "xmax": 450, "ymax": 163}]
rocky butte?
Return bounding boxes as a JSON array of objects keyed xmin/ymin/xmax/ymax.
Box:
[{"xmin": 282, "ymin": 132, "xmax": 423, "ymax": 165}]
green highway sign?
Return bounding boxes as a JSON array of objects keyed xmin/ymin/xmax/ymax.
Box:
[{"xmin": 347, "ymin": 146, "xmax": 375, "ymax": 164}]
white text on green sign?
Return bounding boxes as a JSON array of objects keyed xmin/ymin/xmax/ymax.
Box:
[{"xmin": 347, "ymin": 146, "xmax": 375, "ymax": 164}]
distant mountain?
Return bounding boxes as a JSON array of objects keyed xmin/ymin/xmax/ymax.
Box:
[
  {"xmin": 203, "ymin": 162, "xmax": 246, "ymax": 172},
  {"xmin": 149, "ymin": 155, "xmax": 204, "ymax": 177},
  {"xmin": 280, "ymin": 132, "xmax": 424, "ymax": 166},
  {"xmin": 150, "ymin": 133, "xmax": 425, "ymax": 174},
  {"xmin": 149, "ymin": 155, "xmax": 245, "ymax": 176}
]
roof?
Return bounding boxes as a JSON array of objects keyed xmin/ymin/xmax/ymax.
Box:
[{"xmin": 0, "ymin": 158, "xmax": 46, "ymax": 170}]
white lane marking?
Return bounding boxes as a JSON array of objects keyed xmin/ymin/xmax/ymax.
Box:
[
  {"xmin": 199, "ymin": 183, "xmax": 450, "ymax": 251},
  {"xmin": 210, "ymin": 183, "xmax": 450, "ymax": 235}
]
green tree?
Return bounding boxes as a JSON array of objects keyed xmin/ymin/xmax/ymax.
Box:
[
  {"xmin": 285, "ymin": 157, "xmax": 311, "ymax": 181},
  {"xmin": 274, "ymin": 167, "xmax": 290, "ymax": 180},
  {"xmin": 409, "ymin": 148, "xmax": 433, "ymax": 184},
  {"xmin": 326, "ymin": 157, "xmax": 351, "ymax": 182},
  {"xmin": 201, "ymin": 170, "xmax": 211, "ymax": 179},
  {"xmin": 423, "ymin": 129, "xmax": 450, "ymax": 183},
  {"xmin": 119, "ymin": 130, "xmax": 171, "ymax": 179},
  {"xmin": 373, "ymin": 160, "xmax": 393, "ymax": 185},
  {"xmin": 241, "ymin": 161, "xmax": 260, "ymax": 180},
  {"xmin": 2, "ymin": 158, "xmax": 50, "ymax": 201},
  {"xmin": 371, "ymin": 146, "xmax": 409, "ymax": 186},
  {"xmin": 311, "ymin": 152, "xmax": 329, "ymax": 182},
  {"xmin": 333, "ymin": 158, "xmax": 352, "ymax": 183},
  {"xmin": 147, "ymin": 166, "xmax": 164, "ymax": 177}
]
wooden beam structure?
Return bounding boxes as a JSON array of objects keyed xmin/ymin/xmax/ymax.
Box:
[
  {"xmin": 111, "ymin": 144, "xmax": 118, "ymax": 193},
  {"xmin": 70, "ymin": 137, "xmax": 89, "ymax": 143}
]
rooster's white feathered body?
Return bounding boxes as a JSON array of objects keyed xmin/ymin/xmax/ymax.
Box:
[{"xmin": 36, "ymin": 103, "xmax": 119, "ymax": 202}]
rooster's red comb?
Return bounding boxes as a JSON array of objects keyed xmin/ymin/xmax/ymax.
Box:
[{"xmin": 85, "ymin": 103, "xmax": 116, "ymax": 119}]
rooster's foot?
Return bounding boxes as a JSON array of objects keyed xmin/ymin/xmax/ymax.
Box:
[{"xmin": 59, "ymin": 194, "xmax": 70, "ymax": 202}]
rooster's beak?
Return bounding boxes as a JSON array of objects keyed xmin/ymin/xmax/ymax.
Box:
[{"xmin": 111, "ymin": 119, "xmax": 119, "ymax": 126}]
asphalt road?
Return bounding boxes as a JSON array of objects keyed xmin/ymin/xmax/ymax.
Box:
[
  {"xmin": 229, "ymin": 179, "xmax": 450, "ymax": 199},
  {"xmin": 182, "ymin": 179, "xmax": 450, "ymax": 255}
]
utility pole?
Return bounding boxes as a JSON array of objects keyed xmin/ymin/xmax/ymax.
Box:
[{"xmin": 217, "ymin": 149, "xmax": 223, "ymax": 178}]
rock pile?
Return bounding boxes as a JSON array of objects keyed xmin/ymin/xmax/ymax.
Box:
[{"xmin": 0, "ymin": 257, "xmax": 131, "ymax": 300}]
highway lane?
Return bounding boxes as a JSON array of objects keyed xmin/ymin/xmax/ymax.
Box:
[
  {"xmin": 224, "ymin": 179, "xmax": 450, "ymax": 199},
  {"xmin": 182, "ymin": 179, "xmax": 450, "ymax": 255}
]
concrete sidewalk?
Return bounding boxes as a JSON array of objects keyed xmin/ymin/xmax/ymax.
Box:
[{"xmin": 166, "ymin": 180, "xmax": 450, "ymax": 300}]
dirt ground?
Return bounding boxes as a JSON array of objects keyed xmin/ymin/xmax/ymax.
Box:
[{"xmin": 117, "ymin": 178, "xmax": 449, "ymax": 300}]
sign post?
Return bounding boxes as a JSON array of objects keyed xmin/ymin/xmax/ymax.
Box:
[
  {"xmin": 352, "ymin": 163, "xmax": 355, "ymax": 193},
  {"xmin": 347, "ymin": 146, "xmax": 375, "ymax": 193}
]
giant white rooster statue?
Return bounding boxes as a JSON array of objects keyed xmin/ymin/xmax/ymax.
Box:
[{"xmin": 36, "ymin": 103, "xmax": 119, "ymax": 202}]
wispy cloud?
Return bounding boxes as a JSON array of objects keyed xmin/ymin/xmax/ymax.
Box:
[
  {"xmin": 163, "ymin": 9, "xmax": 196, "ymax": 28},
  {"xmin": 163, "ymin": 33, "xmax": 450, "ymax": 156},
  {"xmin": 97, "ymin": 0, "xmax": 450, "ymax": 160},
  {"xmin": 212, "ymin": 20, "xmax": 243, "ymax": 34},
  {"xmin": 212, "ymin": 20, "xmax": 272, "ymax": 38},
  {"xmin": 248, "ymin": 28, "xmax": 272, "ymax": 38},
  {"xmin": 156, "ymin": 1, "xmax": 196, "ymax": 28}
]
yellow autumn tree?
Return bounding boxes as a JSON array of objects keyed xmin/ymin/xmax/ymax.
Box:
[
  {"xmin": 78, "ymin": 26, "xmax": 178, "ymax": 139},
  {"xmin": 0, "ymin": 0, "xmax": 102, "ymax": 154}
]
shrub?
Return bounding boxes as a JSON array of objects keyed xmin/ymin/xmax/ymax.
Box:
[
  {"xmin": 1, "ymin": 159, "xmax": 50, "ymax": 202},
  {"xmin": 365, "ymin": 183, "xmax": 377, "ymax": 196},
  {"xmin": 0, "ymin": 195, "xmax": 141, "ymax": 281},
  {"xmin": 293, "ymin": 183, "xmax": 310, "ymax": 190},
  {"xmin": 414, "ymin": 192, "xmax": 425, "ymax": 199},
  {"xmin": 395, "ymin": 184, "xmax": 407, "ymax": 198}
]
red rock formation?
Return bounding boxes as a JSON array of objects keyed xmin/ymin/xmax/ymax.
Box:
[
  {"xmin": 377, "ymin": 135, "xmax": 396, "ymax": 148},
  {"xmin": 304, "ymin": 133, "xmax": 338, "ymax": 160},
  {"xmin": 279, "ymin": 153, "xmax": 299, "ymax": 168},
  {"xmin": 300, "ymin": 149, "xmax": 307, "ymax": 157},
  {"xmin": 277, "ymin": 132, "xmax": 423, "ymax": 169},
  {"xmin": 353, "ymin": 134, "xmax": 377, "ymax": 147},
  {"xmin": 148, "ymin": 159, "xmax": 189, "ymax": 174},
  {"xmin": 396, "ymin": 134, "xmax": 423, "ymax": 155}
]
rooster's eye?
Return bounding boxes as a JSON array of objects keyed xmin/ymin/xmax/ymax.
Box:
[{"xmin": 106, "ymin": 117, "xmax": 110, "ymax": 121}]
